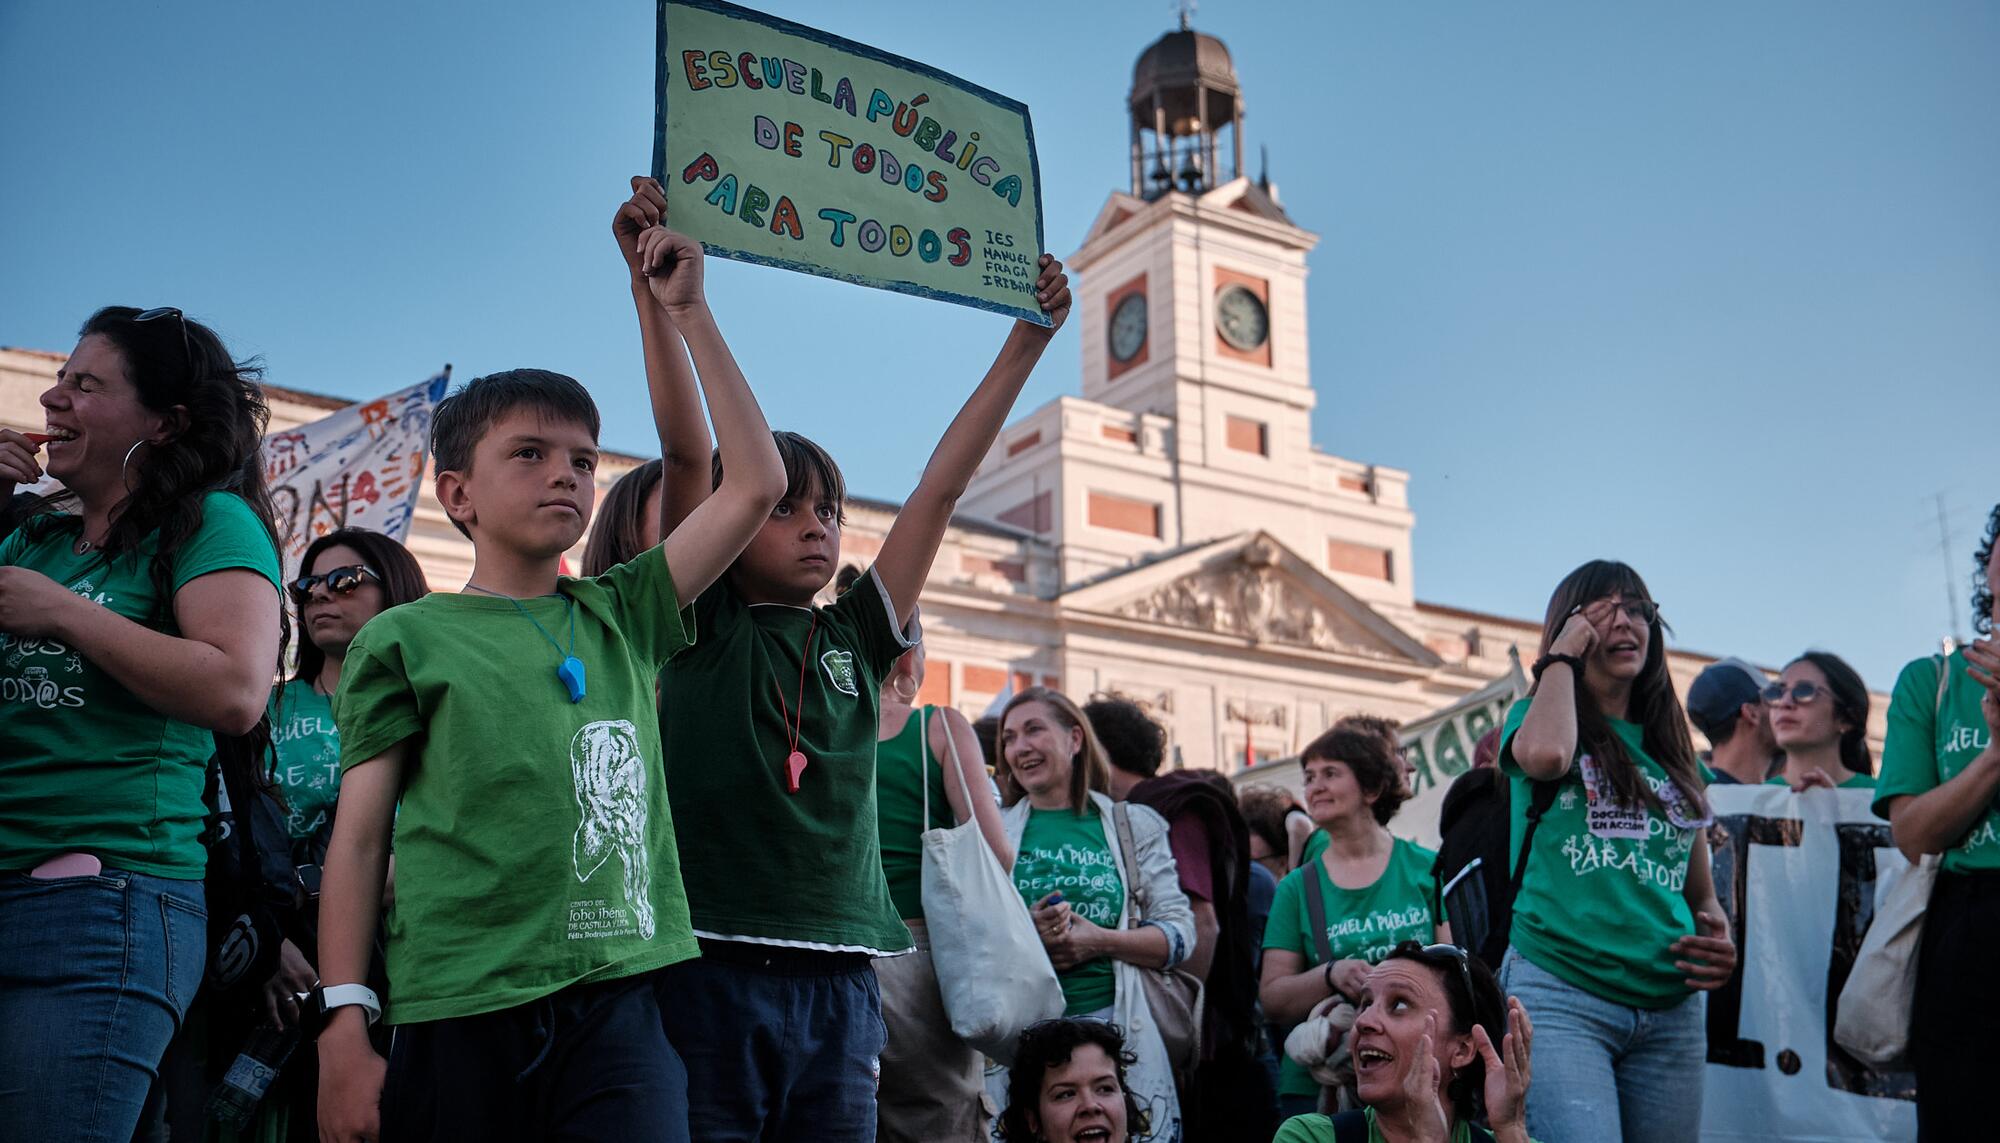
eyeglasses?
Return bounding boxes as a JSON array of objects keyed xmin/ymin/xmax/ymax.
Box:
[
  {"xmin": 133, "ymin": 307, "xmax": 194, "ymax": 376},
  {"xmin": 290, "ymin": 564, "xmax": 381, "ymax": 601},
  {"xmin": 1762, "ymin": 681, "xmax": 1827, "ymax": 706},
  {"xmin": 1576, "ymin": 597, "xmax": 1661, "ymax": 626}
]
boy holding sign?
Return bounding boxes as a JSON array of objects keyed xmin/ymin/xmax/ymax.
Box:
[
  {"xmin": 615, "ymin": 174, "xmax": 1068, "ymax": 1137},
  {"xmin": 313, "ymin": 199, "xmax": 787, "ymax": 1143}
]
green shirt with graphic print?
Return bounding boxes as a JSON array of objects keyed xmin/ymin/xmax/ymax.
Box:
[
  {"xmin": 334, "ymin": 550, "xmax": 697, "ymax": 1023},
  {"xmin": 0, "ymin": 492, "xmax": 280, "ymax": 878},
  {"xmin": 659, "ymin": 567, "xmax": 914, "ymax": 954},
  {"xmin": 269, "ymin": 678, "xmax": 342, "ymax": 842},
  {"xmin": 1875, "ymin": 650, "xmax": 2000, "ymax": 873},
  {"xmin": 1263, "ymin": 836, "xmax": 1441, "ymax": 1098},
  {"xmin": 1014, "ymin": 807, "xmax": 1124, "ymax": 1015},
  {"xmin": 1500, "ymin": 698, "xmax": 1702, "ymax": 1010}
]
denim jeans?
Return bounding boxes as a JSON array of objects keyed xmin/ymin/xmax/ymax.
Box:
[
  {"xmin": 1499, "ymin": 947, "xmax": 1705, "ymax": 1143},
  {"xmin": 0, "ymin": 869, "xmax": 206, "ymax": 1143},
  {"xmin": 658, "ymin": 944, "xmax": 886, "ymax": 1142}
]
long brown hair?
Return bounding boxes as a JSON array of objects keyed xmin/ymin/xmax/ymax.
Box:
[
  {"xmin": 1534, "ymin": 560, "xmax": 1705, "ymax": 816},
  {"xmin": 582, "ymin": 458, "xmax": 662, "ymax": 577},
  {"xmin": 289, "ymin": 527, "xmax": 431, "ymax": 687},
  {"xmin": 998, "ymin": 687, "xmax": 1111, "ymax": 813}
]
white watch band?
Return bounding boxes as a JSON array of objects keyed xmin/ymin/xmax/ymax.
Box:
[{"xmin": 322, "ymin": 982, "xmax": 382, "ymax": 1025}]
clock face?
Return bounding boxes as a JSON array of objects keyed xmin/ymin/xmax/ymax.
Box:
[
  {"xmin": 1109, "ymin": 292, "xmax": 1148, "ymax": 363},
  {"xmin": 1215, "ymin": 284, "xmax": 1269, "ymax": 352}
]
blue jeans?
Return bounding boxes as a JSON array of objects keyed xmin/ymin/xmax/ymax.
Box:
[
  {"xmin": 1500, "ymin": 948, "xmax": 1705, "ymax": 1143},
  {"xmin": 0, "ymin": 869, "xmax": 206, "ymax": 1143},
  {"xmin": 658, "ymin": 944, "xmax": 886, "ymax": 1142}
]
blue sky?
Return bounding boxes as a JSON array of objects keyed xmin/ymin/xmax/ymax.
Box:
[{"xmin": 3, "ymin": 1, "xmax": 1994, "ymax": 691}]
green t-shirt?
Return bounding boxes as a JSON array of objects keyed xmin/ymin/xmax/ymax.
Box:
[
  {"xmin": 876, "ymin": 705, "xmax": 952, "ymax": 921},
  {"xmin": 1014, "ymin": 806, "xmax": 1123, "ymax": 1016},
  {"xmin": 660, "ymin": 567, "xmax": 914, "ymax": 953},
  {"xmin": 0, "ymin": 492, "xmax": 280, "ymax": 877},
  {"xmin": 1273, "ymin": 1110, "xmax": 1539, "ymax": 1143},
  {"xmin": 1301, "ymin": 826, "xmax": 1329, "ymax": 867},
  {"xmin": 334, "ymin": 549, "xmax": 697, "ymax": 1023},
  {"xmin": 1500, "ymin": 698, "xmax": 1703, "ymax": 1010},
  {"xmin": 269, "ymin": 679, "xmax": 342, "ymax": 842},
  {"xmin": 1263, "ymin": 836, "xmax": 1441, "ymax": 1097},
  {"xmin": 1876, "ymin": 650, "xmax": 1999, "ymax": 872},
  {"xmin": 1764, "ymin": 772, "xmax": 1877, "ymax": 789}
]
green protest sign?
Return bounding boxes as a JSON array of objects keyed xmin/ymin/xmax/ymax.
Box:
[{"xmin": 652, "ymin": 0, "xmax": 1049, "ymax": 325}]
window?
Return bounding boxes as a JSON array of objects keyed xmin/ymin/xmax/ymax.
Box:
[
  {"xmin": 1327, "ymin": 539, "xmax": 1394, "ymax": 582},
  {"xmin": 1225, "ymin": 415, "xmax": 1267, "ymax": 456},
  {"xmin": 1088, "ymin": 491, "xmax": 1162, "ymax": 538},
  {"xmin": 999, "ymin": 492, "xmax": 1053, "ymax": 533}
]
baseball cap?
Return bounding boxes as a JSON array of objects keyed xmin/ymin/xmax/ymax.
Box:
[{"xmin": 1687, "ymin": 657, "xmax": 1767, "ymax": 737}]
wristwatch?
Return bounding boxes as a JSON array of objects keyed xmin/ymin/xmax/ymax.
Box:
[{"xmin": 309, "ymin": 982, "xmax": 382, "ymax": 1029}]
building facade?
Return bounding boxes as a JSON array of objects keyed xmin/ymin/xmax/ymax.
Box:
[{"xmin": 3, "ymin": 26, "xmax": 1880, "ymax": 841}]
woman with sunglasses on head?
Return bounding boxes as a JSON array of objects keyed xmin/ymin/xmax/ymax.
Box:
[
  {"xmin": 1498, "ymin": 560, "xmax": 1735, "ymax": 1143},
  {"xmin": 1261, "ymin": 725, "xmax": 1448, "ymax": 1119},
  {"xmin": 1877, "ymin": 502, "xmax": 2000, "ymax": 1138},
  {"xmin": 1273, "ymin": 941, "xmax": 1536, "ymax": 1143},
  {"xmin": 0, "ymin": 307, "xmax": 284, "ymax": 1142},
  {"xmin": 1764, "ymin": 652, "xmax": 1875, "ymax": 792}
]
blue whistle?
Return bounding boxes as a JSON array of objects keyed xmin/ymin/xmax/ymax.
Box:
[{"xmin": 558, "ymin": 655, "xmax": 587, "ymax": 704}]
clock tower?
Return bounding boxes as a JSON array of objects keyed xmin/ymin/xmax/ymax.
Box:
[{"xmin": 961, "ymin": 19, "xmax": 1417, "ymax": 618}]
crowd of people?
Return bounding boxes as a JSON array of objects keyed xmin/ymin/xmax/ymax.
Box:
[{"xmin": 0, "ymin": 176, "xmax": 1995, "ymax": 1143}]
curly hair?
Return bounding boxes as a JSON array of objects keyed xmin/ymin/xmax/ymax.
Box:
[
  {"xmin": 1975, "ymin": 502, "xmax": 1998, "ymax": 637},
  {"xmin": 997, "ymin": 1019, "xmax": 1148, "ymax": 1141},
  {"xmin": 1084, "ymin": 696, "xmax": 1167, "ymax": 778},
  {"xmin": 1301, "ymin": 725, "xmax": 1406, "ymax": 826}
]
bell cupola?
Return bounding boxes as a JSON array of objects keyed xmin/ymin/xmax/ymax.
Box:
[{"xmin": 1129, "ymin": 12, "xmax": 1245, "ymax": 199}]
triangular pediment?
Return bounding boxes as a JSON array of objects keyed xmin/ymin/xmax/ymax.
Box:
[
  {"xmin": 1059, "ymin": 532, "xmax": 1440, "ymax": 668},
  {"xmin": 1077, "ymin": 191, "xmax": 1154, "ymax": 249}
]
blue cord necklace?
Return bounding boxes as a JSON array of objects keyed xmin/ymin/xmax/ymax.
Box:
[{"xmin": 464, "ymin": 583, "xmax": 586, "ymax": 703}]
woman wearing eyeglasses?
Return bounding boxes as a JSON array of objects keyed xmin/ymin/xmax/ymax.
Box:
[
  {"xmin": 0, "ymin": 306, "xmax": 284, "ymax": 1141},
  {"xmin": 1498, "ymin": 560, "xmax": 1735, "ymax": 1143},
  {"xmin": 1274, "ymin": 941, "xmax": 1536, "ymax": 1143},
  {"xmin": 1877, "ymin": 502, "xmax": 2000, "ymax": 1137},
  {"xmin": 1764, "ymin": 652, "xmax": 1875, "ymax": 791}
]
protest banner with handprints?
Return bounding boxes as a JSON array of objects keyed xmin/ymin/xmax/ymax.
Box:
[
  {"xmin": 262, "ymin": 370, "xmax": 449, "ymax": 581},
  {"xmin": 652, "ymin": 0, "xmax": 1048, "ymax": 324}
]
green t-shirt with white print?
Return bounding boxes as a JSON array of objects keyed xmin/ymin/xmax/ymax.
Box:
[
  {"xmin": 0, "ymin": 491, "xmax": 280, "ymax": 878},
  {"xmin": 334, "ymin": 549, "xmax": 697, "ymax": 1023},
  {"xmin": 1875, "ymin": 650, "xmax": 1999, "ymax": 872},
  {"xmin": 1500, "ymin": 698, "xmax": 1705, "ymax": 1010}
]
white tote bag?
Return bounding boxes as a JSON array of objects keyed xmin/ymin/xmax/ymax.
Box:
[
  {"xmin": 918, "ymin": 708, "xmax": 1065, "ymax": 1064},
  {"xmin": 1834, "ymin": 851, "xmax": 1936, "ymax": 1065},
  {"xmin": 1834, "ymin": 654, "xmax": 1949, "ymax": 1066}
]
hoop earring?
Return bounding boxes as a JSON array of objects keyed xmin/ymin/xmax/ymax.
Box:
[
  {"xmin": 889, "ymin": 674, "xmax": 919, "ymax": 704},
  {"xmin": 121, "ymin": 439, "xmax": 147, "ymax": 488}
]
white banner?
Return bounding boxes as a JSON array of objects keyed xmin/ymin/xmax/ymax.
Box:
[
  {"xmin": 260, "ymin": 371, "xmax": 449, "ymax": 581},
  {"xmin": 1702, "ymin": 785, "xmax": 1916, "ymax": 1142}
]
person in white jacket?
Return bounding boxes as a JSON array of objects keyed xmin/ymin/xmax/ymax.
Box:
[{"xmin": 990, "ymin": 687, "xmax": 1196, "ymax": 1143}]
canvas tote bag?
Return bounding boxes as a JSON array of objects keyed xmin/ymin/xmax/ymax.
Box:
[
  {"xmin": 918, "ymin": 707, "xmax": 1065, "ymax": 1064},
  {"xmin": 1833, "ymin": 655, "xmax": 1949, "ymax": 1065}
]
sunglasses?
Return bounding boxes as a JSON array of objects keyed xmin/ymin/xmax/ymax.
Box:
[
  {"xmin": 1418, "ymin": 942, "xmax": 1478, "ymax": 1013},
  {"xmin": 133, "ymin": 307, "xmax": 193, "ymax": 375},
  {"xmin": 1762, "ymin": 681, "xmax": 1829, "ymax": 706},
  {"xmin": 1576, "ymin": 597, "xmax": 1661, "ymax": 626},
  {"xmin": 290, "ymin": 564, "xmax": 381, "ymax": 601}
]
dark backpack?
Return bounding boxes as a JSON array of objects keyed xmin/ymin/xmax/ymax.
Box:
[
  {"xmin": 202, "ymin": 728, "xmax": 299, "ymax": 997},
  {"xmin": 1431, "ymin": 768, "xmax": 1558, "ymax": 973}
]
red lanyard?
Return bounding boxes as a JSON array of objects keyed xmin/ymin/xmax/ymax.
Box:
[{"xmin": 774, "ymin": 610, "xmax": 820, "ymax": 794}]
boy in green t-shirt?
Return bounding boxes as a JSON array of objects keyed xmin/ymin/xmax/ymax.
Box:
[
  {"xmin": 313, "ymin": 213, "xmax": 786, "ymax": 1143},
  {"xmin": 621, "ymin": 169, "xmax": 1072, "ymax": 1137}
]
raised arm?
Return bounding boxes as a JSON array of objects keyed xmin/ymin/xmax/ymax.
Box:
[
  {"xmin": 1510, "ymin": 614, "xmax": 1597, "ymax": 780},
  {"xmin": 872, "ymin": 257, "xmax": 1070, "ymax": 626},
  {"xmin": 634, "ymin": 225, "xmax": 786, "ymax": 606},
  {"xmin": 0, "ymin": 565, "xmax": 278, "ymax": 735},
  {"xmin": 615, "ymin": 176, "xmax": 713, "ymax": 535},
  {"xmin": 315, "ymin": 742, "xmax": 407, "ymax": 1143}
]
